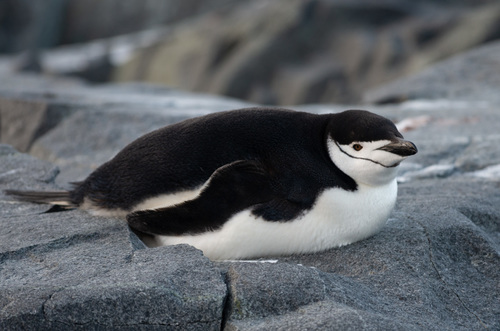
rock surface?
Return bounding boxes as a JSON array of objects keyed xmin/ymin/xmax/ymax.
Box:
[
  {"xmin": 3, "ymin": 0, "xmax": 500, "ymax": 104},
  {"xmin": 1, "ymin": 42, "xmax": 500, "ymax": 329},
  {"xmin": 0, "ymin": 73, "xmax": 250, "ymax": 186},
  {"xmin": 365, "ymin": 40, "xmax": 500, "ymax": 105},
  {"xmin": 0, "ymin": 145, "xmax": 227, "ymax": 330},
  {"xmin": 0, "ymin": 0, "xmax": 246, "ymax": 53},
  {"xmin": 114, "ymin": 0, "xmax": 500, "ymax": 105}
]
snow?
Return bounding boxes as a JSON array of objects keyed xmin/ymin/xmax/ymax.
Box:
[{"xmin": 469, "ymin": 164, "xmax": 500, "ymax": 179}]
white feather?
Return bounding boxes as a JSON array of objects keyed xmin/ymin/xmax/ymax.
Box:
[
  {"xmin": 153, "ymin": 180, "xmax": 397, "ymax": 260},
  {"xmin": 81, "ymin": 188, "xmax": 202, "ymax": 217},
  {"xmin": 132, "ymin": 189, "xmax": 202, "ymax": 211}
]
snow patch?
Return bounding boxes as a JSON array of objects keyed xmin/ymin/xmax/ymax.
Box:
[
  {"xmin": 468, "ymin": 164, "xmax": 500, "ymax": 179},
  {"xmin": 398, "ymin": 164, "xmax": 456, "ymax": 182},
  {"xmin": 395, "ymin": 115, "xmax": 432, "ymax": 132},
  {"xmin": 400, "ymin": 99, "xmax": 489, "ymax": 111},
  {"xmin": 222, "ymin": 259, "xmax": 279, "ymax": 263},
  {"xmin": 41, "ymin": 27, "xmax": 171, "ymax": 73}
]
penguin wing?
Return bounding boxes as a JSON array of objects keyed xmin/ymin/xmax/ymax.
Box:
[
  {"xmin": 127, "ymin": 160, "xmax": 274, "ymax": 235},
  {"xmin": 251, "ymin": 197, "xmax": 314, "ymax": 221}
]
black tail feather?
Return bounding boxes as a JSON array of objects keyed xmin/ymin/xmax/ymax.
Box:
[{"xmin": 4, "ymin": 189, "xmax": 76, "ymax": 207}]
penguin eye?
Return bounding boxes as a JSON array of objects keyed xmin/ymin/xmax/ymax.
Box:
[{"xmin": 352, "ymin": 144, "xmax": 363, "ymax": 151}]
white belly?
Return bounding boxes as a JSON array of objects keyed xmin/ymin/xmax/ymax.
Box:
[{"xmin": 154, "ymin": 180, "xmax": 398, "ymax": 260}]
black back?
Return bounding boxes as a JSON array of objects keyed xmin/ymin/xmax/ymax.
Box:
[{"xmin": 71, "ymin": 107, "xmax": 359, "ymax": 215}]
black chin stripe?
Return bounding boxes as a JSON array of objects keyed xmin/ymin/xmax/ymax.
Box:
[{"xmin": 335, "ymin": 141, "xmax": 394, "ymax": 169}]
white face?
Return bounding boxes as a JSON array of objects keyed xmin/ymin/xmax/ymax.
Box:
[{"xmin": 327, "ymin": 138, "xmax": 408, "ymax": 187}]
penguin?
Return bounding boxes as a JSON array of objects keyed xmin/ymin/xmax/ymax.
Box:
[{"xmin": 5, "ymin": 107, "xmax": 417, "ymax": 260}]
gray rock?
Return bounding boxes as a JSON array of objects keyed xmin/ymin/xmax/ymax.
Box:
[
  {"xmin": 1, "ymin": 41, "xmax": 500, "ymax": 329},
  {"xmin": 4, "ymin": 0, "xmax": 500, "ymax": 106},
  {"xmin": 43, "ymin": 246, "xmax": 226, "ymax": 330},
  {"xmin": 226, "ymin": 301, "xmax": 407, "ymax": 331},
  {"xmin": 0, "ymin": 74, "xmax": 250, "ymax": 185},
  {"xmin": 455, "ymin": 135, "xmax": 500, "ymax": 172},
  {"xmin": 219, "ymin": 262, "xmax": 327, "ymax": 321},
  {"xmin": 114, "ymin": 0, "xmax": 500, "ymax": 105},
  {"xmin": 0, "ymin": 144, "xmax": 59, "ymax": 218},
  {"xmin": 0, "ymin": 148, "xmax": 227, "ymax": 330},
  {"xmin": 0, "ymin": 0, "xmax": 247, "ymax": 53},
  {"xmin": 232, "ymin": 178, "xmax": 499, "ymax": 330},
  {"xmin": 365, "ymin": 40, "xmax": 500, "ymax": 104},
  {"xmin": 0, "ymin": 97, "xmax": 79, "ymax": 152}
]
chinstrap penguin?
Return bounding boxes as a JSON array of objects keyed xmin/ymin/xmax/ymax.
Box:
[{"xmin": 6, "ymin": 107, "xmax": 417, "ymax": 260}]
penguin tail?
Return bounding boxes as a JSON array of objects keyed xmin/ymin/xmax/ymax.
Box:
[{"xmin": 4, "ymin": 189, "xmax": 77, "ymax": 208}]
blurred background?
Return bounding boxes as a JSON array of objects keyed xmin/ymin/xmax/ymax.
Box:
[{"xmin": 1, "ymin": 0, "xmax": 500, "ymax": 105}]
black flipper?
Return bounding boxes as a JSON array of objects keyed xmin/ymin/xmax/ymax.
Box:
[
  {"xmin": 127, "ymin": 160, "xmax": 274, "ymax": 236},
  {"xmin": 251, "ymin": 197, "xmax": 312, "ymax": 221}
]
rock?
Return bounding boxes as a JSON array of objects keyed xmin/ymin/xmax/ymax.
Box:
[
  {"xmin": 0, "ymin": 73, "xmax": 250, "ymax": 185},
  {"xmin": 220, "ymin": 262, "xmax": 327, "ymax": 321},
  {"xmin": 0, "ymin": 0, "xmax": 246, "ymax": 53},
  {"xmin": 1, "ymin": 41, "xmax": 500, "ymax": 329},
  {"xmin": 365, "ymin": 40, "xmax": 500, "ymax": 104},
  {"xmin": 42, "ymin": 246, "xmax": 226, "ymax": 329},
  {"xmin": 455, "ymin": 135, "xmax": 500, "ymax": 172},
  {"xmin": 0, "ymin": 97, "xmax": 75, "ymax": 152},
  {"xmin": 218, "ymin": 178, "xmax": 500, "ymax": 330},
  {"xmin": 114, "ymin": 0, "xmax": 500, "ymax": 105},
  {"xmin": 0, "ymin": 143, "xmax": 59, "ymax": 217},
  {"xmin": 60, "ymin": 0, "xmax": 247, "ymax": 45},
  {"xmin": 0, "ymin": 0, "xmax": 50, "ymax": 53},
  {"xmin": 4, "ymin": 1, "xmax": 500, "ymax": 105},
  {"xmin": 0, "ymin": 147, "xmax": 227, "ymax": 330},
  {"xmin": 0, "ymin": 73, "xmax": 88, "ymax": 152}
]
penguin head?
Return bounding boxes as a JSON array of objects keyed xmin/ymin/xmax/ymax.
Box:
[{"xmin": 326, "ymin": 110, "xmax": 417, "ymax": 186}]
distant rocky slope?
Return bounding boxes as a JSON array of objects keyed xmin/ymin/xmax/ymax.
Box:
[
  {"xmin": 2, "ymin": 0, "xmax": 500, "ymax": 105},
  {"xmin": 113, "ymin": 0, "xmax": 500, "ymax": 105},
  {"xmin": 0, "ymin": 0, "xmax": 247, "ymax": 52},
  {"xmin": 1, "ymin": 42, "xmax": 499, "ymax": 329}
]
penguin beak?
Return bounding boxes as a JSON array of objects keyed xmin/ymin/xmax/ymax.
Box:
[{"xmin": 378, "ymin": 138, "xmax": 418, "ymax": 157}]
